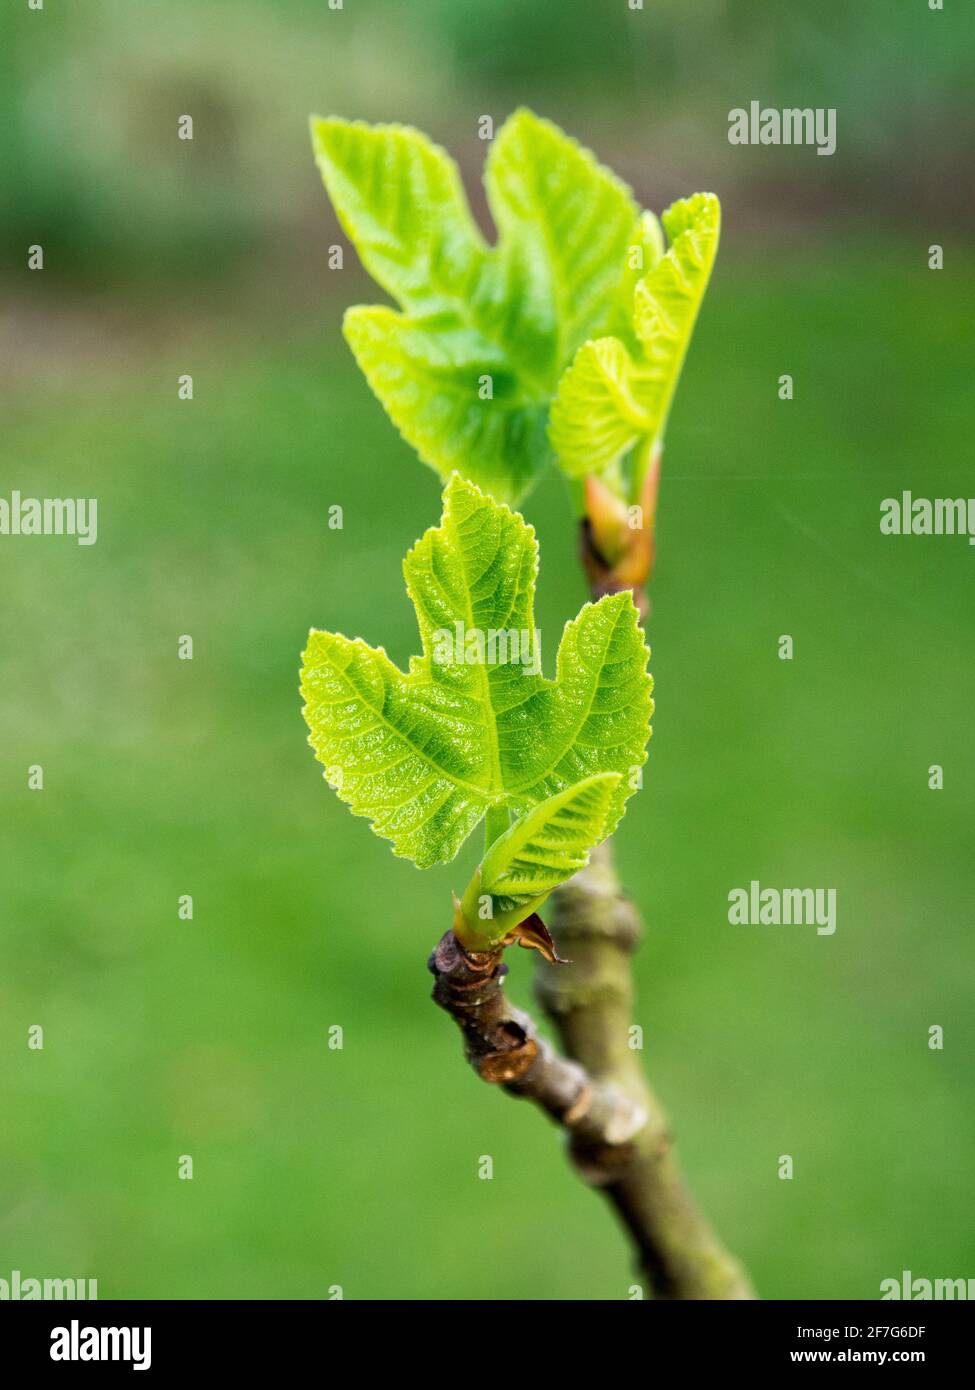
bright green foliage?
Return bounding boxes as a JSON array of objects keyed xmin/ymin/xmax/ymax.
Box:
[
  {"xmin": 549, "ymin": 193, "xmax": 721, "ymax": 494},
  {"xmin": 300, "ymin": 477, "xmax": 653, "ymax": 909},
  {"xmin": 473, "ymin": 772, "xmax": 622, "ymax": 920},
  {"xmin": 605, "ymin": 210, "xmax": 666, "ymax": 347},
  {"xmin": 311, "ymin": 109, "xmax": 643, "ymax": 503}
]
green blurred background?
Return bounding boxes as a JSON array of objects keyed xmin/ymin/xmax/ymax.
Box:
[{"xmin": 2, "ymin": 0, "xmax": 973, "ymax": 1300}]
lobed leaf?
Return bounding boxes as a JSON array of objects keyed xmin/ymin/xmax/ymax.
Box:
[
  {"xmin": 311, "ymin": 109, "xmax": 643, "ymax": 502},
  {"xmin": 300, "ymin": 475, "xmax": 653, "ymax": 872}
]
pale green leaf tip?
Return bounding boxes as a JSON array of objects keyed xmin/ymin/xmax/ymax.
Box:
[
  {"xmin": 309, "ymin": 113, "xmax": 405, "ymax": 175},
  {"xmin": 495, "ymin": 106, "xmax": 636, "ymax": 200},
  {"xmin": 309, "ymin": 113, "xmax": 342, "ymax": 158},
  {"xmin": 310, "ymin": 113, "xmax": 448, "ymax": 162},
  {"xmin": 341, "ymin": 302, "xmax": 391, "ymax": 338},
  {"xmin": 496, "ymin": 105, "xmax": 543, "ymax": 130},
  {"xmin": 310, "ymin": 115, "xmax": 362, "ymax": 189},
  {"xmin": 660, "ymin": 190, "xmax": 722, "ymax": 254}
]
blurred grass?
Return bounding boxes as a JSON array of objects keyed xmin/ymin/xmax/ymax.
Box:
[{"xmin": 1, "ymin": 238, "xmax": 974, "ymax": 1299}]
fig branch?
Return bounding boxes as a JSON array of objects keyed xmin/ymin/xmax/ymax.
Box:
[
  {"xmin": 541, "ymin": 846, "xmax": 755, "ymax": 1299},
  {"xmin": 429, "ymin": 911, "xmax": 753, "ymax": 1300},
  {"xmin": 536, "ymin": 445, "xmax": 756, "ymax": 1299},
  {"xmin": 428, "ymin": 930, "xmax": 645, "ymax": 1144},
  {"xmin": 307, "ymin": 111, "xmax": 741, "ymax": 1299}
]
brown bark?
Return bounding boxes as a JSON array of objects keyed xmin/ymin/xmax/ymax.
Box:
[
  {"xmin": 429, "ymin": 489, "xmax": 754, "ymax": 1298},
  {"xmin": 429, "ymin": 919, "xmax": 753, "ymax": 1299},
  {"xmin": 524, "ymin": 491, "xmax": 755, "ymax": 1297},
  {"xmin": 428, "ymin": 930, "xmax": 645, "ymax": 1145},
  {"xmin": 540, "ymin": 843, "xmax": 755, "ymax": 1299}
]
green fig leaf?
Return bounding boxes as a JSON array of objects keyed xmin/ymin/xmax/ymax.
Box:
[
  {"xmin": 311, "ymin": 109, "xmax": 642, "ymax": 502},
  {"xmin": 549, "ymin": 193, "xmax": 721, "ymax": 487},
  {"xmin": 300, "ymin": 475, "xmax": 653, "ymax": 871}
]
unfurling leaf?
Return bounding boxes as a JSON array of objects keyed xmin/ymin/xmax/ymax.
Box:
[
  {"xmin": 549, "ymin": 193, "xmax": 721, "ymax": 495},
  {"xmin": 474, "ymin": 773, "xmax": 622, "ymax": 916},
  {"xmin": 300, "ymin": 477, "xmax": 653, "ymax": 917},
  {"xmin": 454, "ymin": 773, "xmax": 622, "ymax": 947},
  {"xmin": 311, "ymin": 110, "xmax": 643, "ymax": 503}
]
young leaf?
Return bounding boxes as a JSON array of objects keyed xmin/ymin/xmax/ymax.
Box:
[
  {"xmin": 607, "ymin": 209, "xmax": 666, "ymax": 347},
  {"xmin": 311, "ymin": 109, "xmax": 642, "ymax": 503},
  {"xmin": 300, "ymin": 475, "xmax": 653, "ymax": 870},
  {"xmin": 546, "ymin": 336, "xmax": 653, "ymax": 484},
  {"xmin": 549, "ymin": 193, "xmax": 721, "ymax": 491},
  {"xmin": 467, "ymin": 772, "xmax": 622, "ymax": 920}
]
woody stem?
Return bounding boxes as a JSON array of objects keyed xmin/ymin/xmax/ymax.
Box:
[
  {"xmin": 534, "ymin": 513, "xmax": 755, "ymax": 1297},
  {"xmin": 539, "ymin": 841, "xmax": 754, "ymax": 1298},
  {"xmin": 429, "ymin": 924, "xmax": 753, "ymax": 1298}
]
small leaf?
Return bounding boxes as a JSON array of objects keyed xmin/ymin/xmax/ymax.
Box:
[
  {"xmin": 300, "ymin": 475, "xmax": 653, "ymax": 870},
  {"xmin": 632, "ymin": 193, "xmax": 721, "ymax": 406},
  {"xmin": 548, "ymin": 337, "xmax": 652, "ymax": 483},
  {"xmin": 311, "ymin": 110, "xmax": 641, "ymax": 502},
  {"xmin": 478, "ymin": 772, "xmax": 621, "ymax": 916},
  {"xmin": 609, "ymin": 210, "xmax": 666, "ymax": 345},
  {"xmin": 456, "ymin": 773, "xmax": 621, "ymax": 946},
  {"xmin": 549, "ymin": 193, "xmax": 721, "ymax": 491}
]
